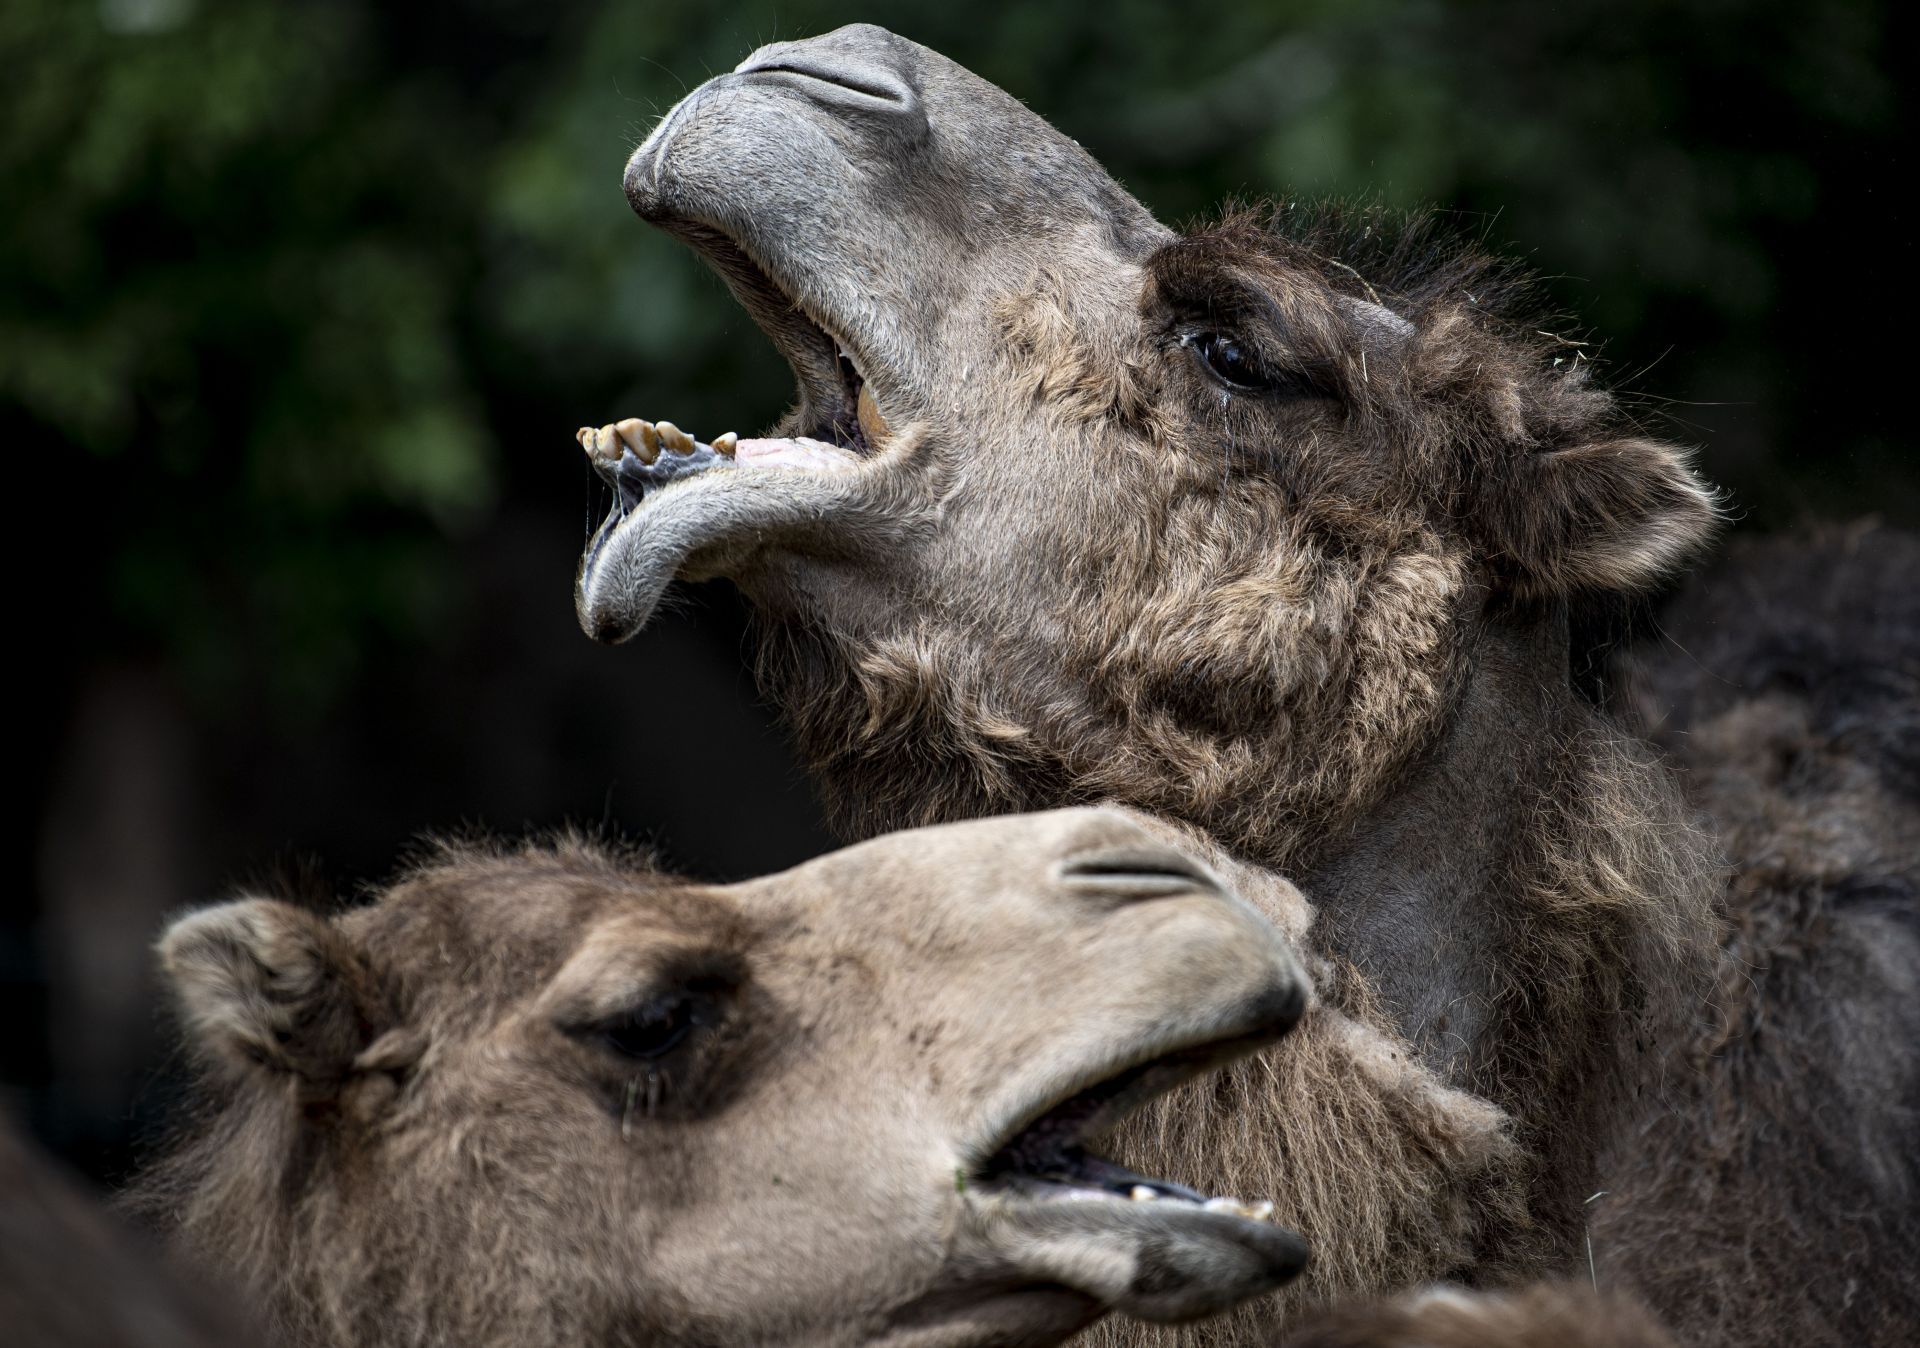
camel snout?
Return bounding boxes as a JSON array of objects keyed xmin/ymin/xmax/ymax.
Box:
[{"xmin": 1238, "ymin": 977, "xmax": 1308, "ymax": 1045}]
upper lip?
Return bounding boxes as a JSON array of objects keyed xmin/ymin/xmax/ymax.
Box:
[{"xmin": 623, "ymin": 61, "xmax": 897, "ymax": 460}]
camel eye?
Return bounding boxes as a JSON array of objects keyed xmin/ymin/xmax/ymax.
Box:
[
  {"xmin": 594, "ymin": 994, "xmax": 702, "ymax": 1060},
  {"xmin": 1187, "ymin": 332, "xmax": 1267, "ymax": 391},
  {"xmin": 1181, "ymin": 329, "xmax": 1327, "ymax": 399}
]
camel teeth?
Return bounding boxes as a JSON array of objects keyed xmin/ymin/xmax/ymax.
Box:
[
  {"xmin": 1201, "ymin": 1196, "xmax": 1276, "ymax": 1222},
  {"xmin": 580, "ymin": 424, "xmax": 625, "ymax": 463},
  {"xmin": 712, "ymin": 431, "xmax": 738, "ymax": 457},
  {"xmin": 655, "ymin": 420, "xmax": 695, "ymax": 456},
  {"xmin": 615, "ymin": 418, "xmax": 659, "ymax": 465},
  {"xmin": 1129, "ymin": 1185, "xmax": 1158, "ymax": 1202}
]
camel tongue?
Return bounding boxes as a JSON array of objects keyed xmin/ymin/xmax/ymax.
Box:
[{"xmin": 733, "ymin": 436, "xmax": 861, "ymax": 473}]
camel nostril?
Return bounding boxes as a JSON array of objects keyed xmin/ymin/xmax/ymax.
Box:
[
  {"xmin": 747, "ymin": 60, "xmax": 913, "ymax": 107},
  {"xmin": 1054, "ymin": 849, "xmax": 1220, "ymax": 902},
  {"xmin": 734, "ymin": 45, "xmax": 927, "ymax": 141}
]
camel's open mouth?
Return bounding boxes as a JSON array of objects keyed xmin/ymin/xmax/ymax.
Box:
[
  {"xmin": 667, "ymin": 223, "xmax": 894, "ymax": 458},
  {"xmin": 581, "ymin": 226, "xmax": 893, "ymax": 495},
  {"xmin": 574, "ymin": 224, "xmax": 901, "ymax": 587},
  {"xmin": 975, "ymin": 1031, "xmax": 1286, "ymax": 1226}
]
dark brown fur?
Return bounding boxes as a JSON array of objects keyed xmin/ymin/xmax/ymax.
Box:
[{"xmin": 1595, "ymin": 525, "xmax": 1920, "ymax": 1342}]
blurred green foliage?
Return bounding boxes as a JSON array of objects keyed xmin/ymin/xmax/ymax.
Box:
[{"xmin": 5, "ymin": 0, "xmax": 1908, "ymax": 714}]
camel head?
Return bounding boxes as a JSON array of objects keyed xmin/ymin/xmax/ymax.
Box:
[
  {"xmin": 574, "ymin": 24, "xmax": 1720, "ymax": 852},
  {"xmin": 147, "ymin": 809, "xmax": 1309, "ymax": 1347}
]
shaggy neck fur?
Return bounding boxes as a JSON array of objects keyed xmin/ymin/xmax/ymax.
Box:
[{"xmin": 755, "ymin": 587, "xmax": 1725, "ymax": 1322}]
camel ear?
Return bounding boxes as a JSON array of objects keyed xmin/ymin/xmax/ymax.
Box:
[
  {"xmin": 160, "ymin": 899, "xmax": 382, "ymax": 1085},
  {"xmin": 1491, "ymin": 436, "xmax": 1720, "ymax": 597}
]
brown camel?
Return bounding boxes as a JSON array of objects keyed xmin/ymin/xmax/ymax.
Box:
[
  {"xmin": 569, "ymin": 23, "xmax": 1916, "ymax": 1347},
  {"xmin": 129, "ymin": 809, "xmax": 1316, "ymax": 1347},
  {"xmin": 1594, "ymin": 524, "xmax": 1920, "ymax": 1339},
  {"xmin": 1, "ymin": 1123, "xmax": 251, "ymax": 1348}
]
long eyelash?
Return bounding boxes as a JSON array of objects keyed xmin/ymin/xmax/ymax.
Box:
[
  {"xmin": 620, "ymin": 1068, "xmax": 669, "ymax": 1140},
  {"xmin": 1221, "ymin": 389, "xmax": 1233, "ymax": 489}
]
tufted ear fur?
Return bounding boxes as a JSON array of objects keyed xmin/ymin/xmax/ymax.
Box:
[
  {"xmin": 160, "ymin": 899, "xmax": 384, "ymax": 1086},
  {"xmin": 1488, "ymin": 436, "xmax": 1720, "ymax": 598}
]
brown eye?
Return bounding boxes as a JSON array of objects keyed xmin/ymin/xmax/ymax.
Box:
[
  {"xmin": 1181, "ymin": 330, "xmax": 1326, "ymax": 399},
  {"xmin": 1193, "ymin": 332, "xmax": 1263, "ymax": 389},
  {"xmin": 592, "ymin": 994, "xmax": 704, "ymax": 1060}
]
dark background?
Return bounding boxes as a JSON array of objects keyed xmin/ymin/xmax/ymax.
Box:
[{"xmin": 6, "ymin": 0, "xmax": 1912, "ymax": 1183}]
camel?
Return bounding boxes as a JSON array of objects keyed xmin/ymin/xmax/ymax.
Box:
[
  {"xmin": 1, "ymin": 1122, "xmax": 250, "ymax": 1348},
  {"xmin": 1592, "ymin": 524, "xmax": 1920, "ymax": 1337},
  {"xmin": 569, "ymin": 23, "xmax": 1917, "ymax": 1346},
  {"xmin": 127, "ymin": 809, "xmax": 1318, "ymax": 1347}
]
